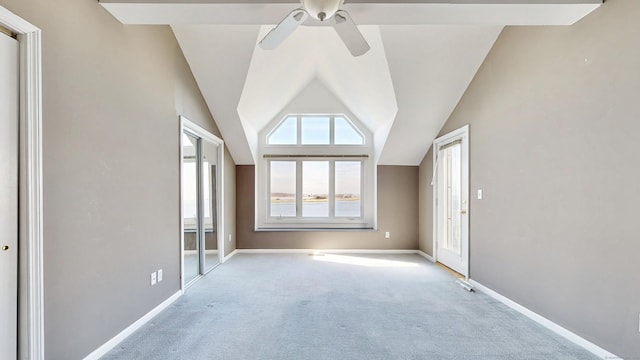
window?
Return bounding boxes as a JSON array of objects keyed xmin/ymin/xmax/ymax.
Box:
[
  {"xmin": 270, "ymin": 161, "xmax": 296, "ymax": 217},
  {"xmin": 267, "ymin": 115, "xmax": 365, "ymax": 146},
  {"xmin": 334, "ymin": 116, "xmax": 364, "ymax": 145},
  {"xmin": 268, "ymin": 116, "xmax": 297, "ymax": 145},
  {"xmin": 258, "ymin": 114, "xmax": 374, "ymax": 230}
]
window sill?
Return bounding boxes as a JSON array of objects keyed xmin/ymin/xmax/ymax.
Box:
[{"xmin": 254, "ymin": 227, "xmax": 376, "ymax": 232}]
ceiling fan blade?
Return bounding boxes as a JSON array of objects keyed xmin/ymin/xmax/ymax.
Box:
[
  {"xmin": 332, "ymin": 10, "xmax": 370, "ymax": 57},
  {"xmin": 259, "ymin": 9, "xmax": 309, "ymax": 50}
]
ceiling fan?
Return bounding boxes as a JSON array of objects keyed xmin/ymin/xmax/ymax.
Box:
[{"xmin": 259, "ymin": 0, "xmax": 370, "ymax": 57}]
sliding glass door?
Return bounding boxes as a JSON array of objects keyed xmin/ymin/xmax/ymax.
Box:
[
  {"xmin": 181, "ymin": 117, "xmax": 224, "ymax": 287},
  {"xmin": 182, "ymin": 132, "xmax": 201, "ymax": 284}
]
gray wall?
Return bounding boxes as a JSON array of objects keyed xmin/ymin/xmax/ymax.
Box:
[
  {"xmin": 0, "ymin": 0, "xmax": 235, "ymax": 358},
  {"xmin": 237, "ymin": 165, "xmax": 418, "ymax": 250},
  {"xmin": 417, "ymin": 148, "xmax": 433, "ymax": 256},
  {"xmin": 418, "ymin": 0, "xmax": 640, "ymax": 357}
]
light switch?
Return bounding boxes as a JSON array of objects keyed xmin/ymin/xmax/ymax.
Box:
[{"xmin": 477, "ymin": 189, "xmax": 483, "ymax": 200}]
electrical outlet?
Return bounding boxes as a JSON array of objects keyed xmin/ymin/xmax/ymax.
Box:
[
  {"xmin": 228, "ymin": 234, "xmax": 232, "ymax": 243},
  {"xmin": 157, "ymin": 269, "xmax": 163, "ymax": 282},
  {"xmin": 150, "ymin": 272, "xmax": 157, "ymax": 286},
  {"xmin": 385, "ymin": 232, "xmax": 390, "ymax": 239}
]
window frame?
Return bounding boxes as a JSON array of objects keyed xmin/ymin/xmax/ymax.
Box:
[{"xmin": 257, "ymin": 114, "xmax": 375, "ymax": 230}]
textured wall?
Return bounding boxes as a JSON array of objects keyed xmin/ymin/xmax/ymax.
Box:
[
  {"xmin": 0, "ymin": 0, "xmax": 235, "ymax": 358},
  {"xmin": 237, "ymin": 165, "xmax": 418, "ymax": 250},
  {"xmin": 418, "ymin": 0, "xmax": 640, "ymax": 357}
]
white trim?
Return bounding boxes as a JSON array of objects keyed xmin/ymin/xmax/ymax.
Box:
[
  {"xmin": 179, "ymin": 119, "xmax": 186, "ymax": 291},
  {"xmin": 0, "ymin": 6, "xmax": 44, "ymax": 360},
  {"xmin": 236, "ymin": 249, "xmax": 420, "ymax": 255},
  {"xmin": 432, "ymin": 124, "xmax": 470, "ymax": 278},
  {"xmin": 180, "ymin": 116, "xmax": 225, "ymax": 290},
  {"xmin": 416, "ymin": 250, "xmax": 435, "ymax": 262},
  {"xmin": 83, "ymin": 290, "xmax": 182, "ymax": 360},
  {"xmin": 469, "ymin": 279, "xmax": 621, "ymax": 360},
  {"xmin": 221, "ymin": 249, "xmax": 238, "ymax": 263}
]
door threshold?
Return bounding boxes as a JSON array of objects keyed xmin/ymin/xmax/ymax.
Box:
[{"xmin": 436, "ymin": 261, "xmax": 464, "ymax": 279}]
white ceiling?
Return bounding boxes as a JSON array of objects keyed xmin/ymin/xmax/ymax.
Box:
[{"xmin": 101, "ymin": 0, "xmax": 601, "ymax": 165}]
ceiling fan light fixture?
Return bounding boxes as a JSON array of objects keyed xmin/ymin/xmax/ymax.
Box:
[
  {"xmin": 259, "ymin": 0, "xmax": 369, "ymax": 57},
  {"xmin": 301, "ymin": 0, "xmax": 342, "ymax": 21}
]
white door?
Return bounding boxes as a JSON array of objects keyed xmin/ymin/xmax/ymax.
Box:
[
  {"xmin": 434, "ymin": 125, "xmax": 469, "ymax": 276},
  {"xmin": 0, "ymin": 30, "xmax": 19, "ymax": 359}
]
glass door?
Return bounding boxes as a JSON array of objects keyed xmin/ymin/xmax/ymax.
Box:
[
  {"xmin": 182, "ymin": 132, "xmax": 201, "ymax": 284},
  {"xmin": 181, "ymin": 123, "xmax": 223, "ymax": 287},
  {"xmin": 434, "ymin": 125, "xmax": 469, "ymax": 277},
  {"xmin": 201, "ymin": 140, "xmax": 220, "ymax": 273}
]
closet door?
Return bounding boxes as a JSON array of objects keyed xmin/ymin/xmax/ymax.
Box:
[
  {"xmin": 182, "ymin": 132, "xmax": 201, "ymax": 285},
  {"xmin": 0, "ymin": 30, "xmax": 19, "ymax": 360},
  {"xmin": 181, "ymin": 118, "xmax": 224, "ymax": 288}
]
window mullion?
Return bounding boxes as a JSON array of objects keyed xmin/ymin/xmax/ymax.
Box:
[
  {"xmin": 329, "ymin": 160, "xmax": 335, "ymax": 218},
  {"xmin": 296, "ymin": 159, "xmax": 303, "ymax": 218},
  {"xmin": 330, "ymin": 115, "xmax": 335, "ymax": 145},
  {"xmin": 297, "ymin": 115, "xmax": 302, "ymax": 145}
]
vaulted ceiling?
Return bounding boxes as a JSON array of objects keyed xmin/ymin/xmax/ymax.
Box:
[{"xmin": 101, "ymin": 0, "xmax": 601, "ymax": 165}]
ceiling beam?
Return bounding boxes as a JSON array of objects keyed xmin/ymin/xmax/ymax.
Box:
[{"xmin": 100, "ymin": 1, "xmax": 602, "ymax": 25}]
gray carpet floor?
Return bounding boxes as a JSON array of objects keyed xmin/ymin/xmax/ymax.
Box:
[{"xmin": 102, "ymin": 253, "xmax": 599, "ymax": 360}]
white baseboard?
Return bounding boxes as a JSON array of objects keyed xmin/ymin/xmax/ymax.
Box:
[
  {"xmin": 83, "ymin": 290, "xmax": 183, "ymax": 360},
  {"xmin": 235, "ymin": 249, "xmax": 419, "ymax": 255},
  {"xmin": 468, "ymin": 279, "xmax": 621, "ymax": 360},
  {"xmin": 222, "ymin": 249, "xmax": 238, "ymax": 263},
  {"xmin": 416, "ymin": 250, "xmax": 435, "ymax": 262}
]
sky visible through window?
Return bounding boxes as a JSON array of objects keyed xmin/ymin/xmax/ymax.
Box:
[
  {"xmin": 268, "ymin": 115, "xmax": 364, "ymax": 145},
  {"xmin": 270, "ymin": 161, "xmax": 360, "ymax": 196},
  {"xmin": 301, "ymin": 117, "xmax": 330, "ymax": 144},
  {"xmin": 270, "ymin": 161, "xmax": 296, "ymax": 195},
  {"xmin": 270, "ymin": 160, "xmax": 362, "ymax": 218},
  {"xmin": 335, "ymin": 116, "xmax": 364, "ymax": 144},
  {"xmin": 268, "ymin": 116, "xmax": 297, "ymax": 144}
]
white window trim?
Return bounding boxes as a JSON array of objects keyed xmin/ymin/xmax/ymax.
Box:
[{"xmin": 256, "ymin": 114, "xmax": 375, "ymax": 230}]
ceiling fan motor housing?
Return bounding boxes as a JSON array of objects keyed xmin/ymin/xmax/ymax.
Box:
[{"xmin": 301, "ymin": 0, "xmax": 342, "ymax": 21}]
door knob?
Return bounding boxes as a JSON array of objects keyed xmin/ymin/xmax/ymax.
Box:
[
  {"xmin": 1, "ymin": 245, "xmax": 9, "ymax": 251},
  {"xmin": 460, "ymin": 210, "xmax": 467, "ymax": 215}
]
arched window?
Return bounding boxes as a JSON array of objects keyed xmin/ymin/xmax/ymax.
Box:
[{"xmin": 257, "ymin": 114, "xmax": 375, "ymax": 230}]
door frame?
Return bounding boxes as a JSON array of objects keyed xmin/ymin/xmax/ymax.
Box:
[
  {"xmin": 432, "ymin": 124, "xmax": 470, "ymax": 278},
  {"xmin": 0, "ymin": 6, "xmax": 44, "ymax": 360},
  {"xmin": 179, "ymin": 116, "xmax": 225, "ymax": 290}
]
